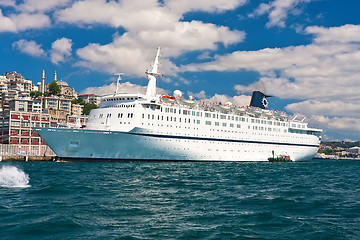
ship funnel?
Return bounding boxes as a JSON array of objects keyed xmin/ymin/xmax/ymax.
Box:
[
  {"xmin": 249, "ymin": 91, "xmax": 272, "ymax": 109},
  {"xmin": 145, "ymin": 47, "xmax": 161, "ymax": 98}
]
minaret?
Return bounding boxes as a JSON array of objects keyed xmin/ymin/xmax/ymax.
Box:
[
  {"xmin": 41, "ymin": 70, "xmax": 45, "ymax": 93},
  {"xmin": 54, "ymin": 71, "xmax": 57, "ymax": 82}
]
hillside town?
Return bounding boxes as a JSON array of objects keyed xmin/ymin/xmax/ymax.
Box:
[
  {"xmin": 318, "ymin": 141, "xmax": 360, "ymax": 159},
  {"xmin": 0, "ymin": 71, "xmax": 100, "ymax": 159}
]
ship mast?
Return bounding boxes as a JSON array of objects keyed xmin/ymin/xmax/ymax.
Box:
[
  {"xmin": 145, "ymin": 47, "xmax": 161, "ymax": 98},
  {"xmin": 114, "ymin": 73, "xmax": 124, "ymax": 94}
]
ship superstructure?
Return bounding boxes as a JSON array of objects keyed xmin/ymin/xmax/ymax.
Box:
[{"xmin": 35, "ymin": 48, "xmax": 322, "ymax": 161}]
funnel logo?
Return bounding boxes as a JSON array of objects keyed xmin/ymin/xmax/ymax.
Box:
[{"xmin": 261, "ymin": 97, "xmax": 268, "ymax": 108}]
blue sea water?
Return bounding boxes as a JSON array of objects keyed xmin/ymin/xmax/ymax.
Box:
[{"xmin": 0, "ymin": 160, "xmax": 360, "ymax": 240}]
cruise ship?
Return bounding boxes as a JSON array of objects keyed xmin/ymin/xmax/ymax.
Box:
[{"xmin": 34, "ymin": 48, "xmax": 322, "ymax": 162}]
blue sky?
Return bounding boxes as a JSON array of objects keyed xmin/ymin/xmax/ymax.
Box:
[{"xmin": 1, "ymin": 0, "xmax": 360, "ymax": 141}]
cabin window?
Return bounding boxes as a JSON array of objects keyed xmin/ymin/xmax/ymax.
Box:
[
  {"xmin": 215, "ymin": 122, "xmax": 219, "ymax": 126},
  {"xmin": 205, "ymin": 121, "xmax": 211, "ymax": 125},
  {"xmin": 197, "ymin": 120, "xmax": 200, "ymax": 124},
  {"xmin": 142, "ymin": 114, "xmax": 144, "ymax": 118},
  {"xmin": 230, "ymin": 123, "xmax": 234, "ymax": 128},
  {"xmin": 222, "ymin": 123, "xmax": 227, "ymax": 127},
  {"xmin": 220, "ymin": 115, "xmax": 226, "ymax": 119},
  {"xmin": 237, "ymin": 124, "xmax": 241, "ymax": 128}
]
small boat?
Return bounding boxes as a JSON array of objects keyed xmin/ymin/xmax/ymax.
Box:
[
  {"xmin": 232, "ymin": 106, "xmax": 246, "ymax": 114},
  {"xmin": 268, "ymin": 155, "xmax": 292, "ymax": 162},
  {"xmin": 246, "ymin": 106, "xmax": 262, "ymax": 116},
  {"xmin": 216, "ymin": 102, "xmax": 232, "ymax": 112},
  {"xmin": 161, "ymin": 95, "xmax": 176, "ymax": 104},
  {"xmin": 178, "ymin": 97, "xmax": 196, "ymax": 106}
]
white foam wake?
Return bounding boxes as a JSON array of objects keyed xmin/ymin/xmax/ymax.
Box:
[{"xmin": 0, "ymin": 166, "xmax": 30, "ymax": 188}]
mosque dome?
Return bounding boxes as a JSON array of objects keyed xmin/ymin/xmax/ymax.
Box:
[{"xmin": 57, "ymin": 80, "xmax": 69, "ymax": 87}]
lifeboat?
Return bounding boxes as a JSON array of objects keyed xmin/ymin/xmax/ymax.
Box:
[
  {"xmin": 178, "ymin": 98, "xmax": 196, "ymax": 106},
  {"xmin": 246, "ymin": 106, "xmax": 262, "ymax": 116},
  {"xmin": 232, "ymin": 106, "xmax": 246, "ymax": 114},
  {"xmin": 273, "ymin": 110, "xmax": 287, "ymax": 119},
  {"xmin": 216, "ymin": 102, "xmax": 232, "ymax": 112},
  {"xmin": 161, "ymin": 95, "xmax": 176, "ymax": 104},
  {"xmin": 261, "ymin": 109, "xmax": 273, "ymax": 118}
]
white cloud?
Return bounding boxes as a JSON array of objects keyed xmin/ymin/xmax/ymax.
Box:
[
  {"xmin": 12, "ymin": 39, "xmax": 46, "ymax": 57},
  {"xmin": 0, "ymin": 10, "xmax": 50, "ymax": 32},
  {"xmin": 56, "ymin": 0, "xmax": 179, "ymax": 31},
  {"xmin": 50, "ymin": 37, "xmax": 72, "ymax": 64},
  {"xmin": 81, "ymin": 81, "xmax": 168, "ymax": 96},
  {"xmin": 285, "ymin": 100, "xmax": 360, "ymax": 118},
  {"xmin": 70, "ymin": 0, "xmax": 245, "ymax": 77},
  {"xmin": 182, "ymin": 24, "xmax": 360, "ymax": 140},
  {"xmin": 19, "ymin": 0, "xmax": 71, "ymax": 13},
  {"xmin": 164, "ymin": 0, "xmax": 247, "ymax": 14},
  {"xmin": 306, "ymin": 24, "xmax": 360, "ymax": 43},
  {"xmin": 250, "ymin": 0, "xmax": 312, "ymax": 28},
  {"xmin": 205, "ymin": 94, "xmax": 251, "ymax": 107},
  {"xmin": 186, "ymin": 90, "xmax": 251, "ymax": 106},
  {"xmin": 311, "ymin": 115, "xmax": 360, "ymax": 139},
  {"xmin": 184, "ymin": 25, "xmax": 360, "ymax": 101},
  {"xmin": 0, "ymin": 0, "xmax": 15, "ymax": 7}
]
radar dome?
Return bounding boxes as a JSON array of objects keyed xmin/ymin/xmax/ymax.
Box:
[{"xmin": 173, "ymin": 90, "xmax": 182, "ymax": 98}]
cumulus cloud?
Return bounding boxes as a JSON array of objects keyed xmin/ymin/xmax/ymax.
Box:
[
  {"xmin": 12, "ymin": 39, "xmax": 46, "ymax": 57},
  {"xmin": 306, "ymin": 24, "xmax": 360, "ymax": 43},
  {"xmin": 81, "ymin": 81, "xmax": 168, "ymax": 96},
  {"xmin": 18, "ymin": 0, "xmax": 71, "ymax": 13},
  {"xmin": 186, "ymin": 90, "xmax": 251, "ymax": 106},
  {"xmin": 164, "ymin": 0, "xmax": 247, "ymax": 14},
  {"xmin": 50, "ymin": 37, "xmax": 72, "ymax": 64},
  {"xmin": 182, "ymin": 24, "xmax": 360, "ymax": 138},
  {"xmin": 0, "ymin": 0, "xmax": 15, "ymax": 7},
  {"xmin": 68, "ymin": 0, "xmax": 245, "ymax": 77},
  {"xmin": 0, "ymin": 10, "xmax": 50, "ymax": 32},
  {"xmin": 250, "ymin": 0, "xmax": 312, "ymax": 28}
]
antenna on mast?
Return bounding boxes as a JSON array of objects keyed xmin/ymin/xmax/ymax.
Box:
[{"xmin": 114, "ymin": 73, "xmax": 124, "ymax": 94}]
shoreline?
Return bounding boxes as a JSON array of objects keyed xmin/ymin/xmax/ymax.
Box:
[{"xmin": 0, "ymin": 155, "xmax": 55, "ymax": 161}]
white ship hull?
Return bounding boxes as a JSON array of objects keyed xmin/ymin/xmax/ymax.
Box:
[{"xmin": 35, "ymin": 127, "xmax": 319, "ymax": 162}]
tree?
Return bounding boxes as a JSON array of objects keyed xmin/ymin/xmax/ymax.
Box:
[
  {"xmin": 48, "ymin": 81, "xmax": 60, "ymax": 96},
  {"xmin": 71, "ymin": 97, "xmax": 85, "ymax": 105},
  {"xmin": 30, "ymin": 91, "xmax": 43, "ymax": 98},
  {"xmin": 83, "ymin": 103, "xmax": 98, "ymax": 115}
]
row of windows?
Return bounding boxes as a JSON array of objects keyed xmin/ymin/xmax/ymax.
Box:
[
  {"xmin": 106, "ymin": 104, "xmax": 136, "ymax": 109},
  {"xmin": 104, "ymin": 97, "xmax": 138, "ymax": 102},
  {"xmin": 99, "ymin": 113, "xmax": 134, "ymax": 119},
  {"xmin": 162, "ymin": 106, "xmax": 288, "ymax": 127}
]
